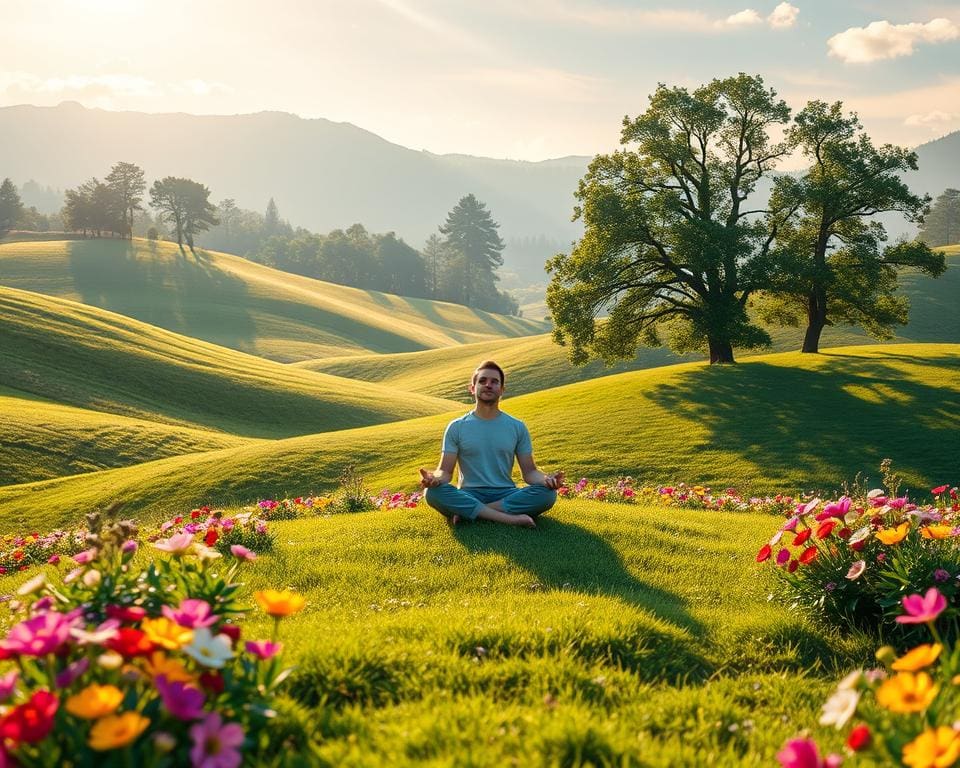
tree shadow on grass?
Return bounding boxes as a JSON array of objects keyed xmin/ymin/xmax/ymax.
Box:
[{"xmin": 644, "ymin": 354, "xmax": 960, "ymax": 490}]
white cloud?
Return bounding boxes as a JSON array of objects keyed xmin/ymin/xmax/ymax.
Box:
[
  {"xmin": 0, "ymin": 72, "xmax": 157, "ymax": 97},
  {"xmin": 767, "ymin": 2, "xmax": 799, "ymax": 29},
  {"xmin": 828, "ymin": 18, "xmax": 959, "ymax": 63},
  {"xmin": 904, "ymin": 110, "xmax": 956, "ymax": 129},
  {"xmin": 724, "ymin": 9, "xmax": 763, "ymax": 27},
  {"xmin": 176, "ymin": 79, "xmax": 233, "ymax": 97}
]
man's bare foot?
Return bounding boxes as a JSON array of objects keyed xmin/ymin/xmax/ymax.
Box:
[
  {"xmin": 509, "ymin": 514, "xmax": 536, "ymax": 528},
  {"xmin": 446, "ymin": 514, "xmax": 461, "ymax": 527}
]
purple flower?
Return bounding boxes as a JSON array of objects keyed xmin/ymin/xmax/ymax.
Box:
[
  {"xmin": 163, "ymin": 599, "xmax": 218, "ymax": 628},
  {"xmin": 189, "ymin": 712, "xmax": 245, "ymax": 768},
  {"xmin": 121, "ymin": 540, "xmax": 138, "ymax": 555},
  {"xmin": 1, "ymin": 611, "xmax": 76, "ymax": 656},
  {"xmin": 934, "ymin": 569, "xmax": 951, "ymax": 583},
  {"xmin": 156, "ymin": 675, "xmax": 206, "ymax": 721},
  {"xmin": 245, "ymin": 640, "xmax": 282, "ymax": 660},
  {"xmin": 55, "ymin": 657, "xmax": 90, "ymax": 688}
]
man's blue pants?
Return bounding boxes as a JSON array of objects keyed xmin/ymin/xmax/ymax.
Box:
[{"xmin": 424, "ymin": 484, "xmax": 557, "ymax": 520}]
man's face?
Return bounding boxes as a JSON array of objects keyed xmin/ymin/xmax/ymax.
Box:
[{"xmin": 470, "ymin": 369, "xmax": 503, "ymax": 403}]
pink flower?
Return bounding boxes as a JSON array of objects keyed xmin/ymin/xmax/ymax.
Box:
[
  {"xmin": 189, "ymin": 712, "xmax": 245, "ymax": 768},
  {"xmin": 846, "ymin": 560, "xmax": 866, "ymax": 580},
  {"xmin": 782, "ymin": 516, "xmax": 800, "ymax": 532},
  {"xmin": 72, "ymin": 548, "xmax": 97, "ymax": 564},
  {"xmin": 163, "ymin": 599, "xmax": 218, "ymax": 629},
  {"xmin": 817, "ymin": 497, "xmax": 850, "ymax": 521},
  {"xmin": 776, "ymin": 738, "xmax": 842, "ymax": 768},
  {"xmin": 156, "ymin": 675, "xmax": 206, "ymax": 721},
  {"xmin": 245, "ymin": 640, "xmax": 282, "ymax": 660},
  {"xmin": 229, "ymin": 545, "xmax": 256, "ymax": 561},
  {"xmin": 152, "ymin": 533, "xmax": 195, "ymax": 555},
  {"xmin": 1, "ymin": 611, "xmax": 76, "ymax": 657},
  {"xmin": 47, "ymin": 554, "xmax": 60, "ymax": 565},
  {"xmin": 0, "ymin": 670, "xmax": 18, "ymax": 702},
  {"xmin": 896, "ymin": 588, "xmax": 948, "ymax": 624}
]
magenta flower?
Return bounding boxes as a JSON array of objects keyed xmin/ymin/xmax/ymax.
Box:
[
  {"xmin": 163, "ymin": 599, "xmax": 218, "ymax": 629},
  {"xmin": 121, "ymin": 540, "xmax": 138, "ymax": 555},
  {"xmin": 72, "ymin": 548, "xmax": 97, "ymax": 564},
  {"xmin": 776, "ymin": 549, "xmax": 791, "ymax": 566},
  {"xmin": 47, "ymin": 554, "xmax": 60, "ymax": 565},
  {"xmin": 1, "ymin": 611, "xmax": 76, "ymax": 656},
  {"xmin": 55, "ymin": 657, "xmax": 90, "ymax": 688},
  {"xmin": 189, "ymin": 712, "xmax": 245, "ymax": 768},
  {"xmin": 156, "ymin": 675, "xmax": 206, "ymax": 721},
  {"xmin": 896, "ymin": 588, "xmax": 948, "ymax": 624},
  {"xmin": 0, "ymin": 670, "xmax": 18, "ymax": 702},
  {"xmin": 229, "ymin": 545, "xmax": 256, "ymax": 561},
  {"xmin": 245, "ymin": 640, "xmax": 282, "ymax": 660},
  {"xmin": 817, "ymin": 497, "xmax": 850, "ymax": 521},
  {"xmin": 776, "ymin": 738, "xmax": 842, "ymax": 768}
]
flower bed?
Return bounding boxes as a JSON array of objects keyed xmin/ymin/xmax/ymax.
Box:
[
  {"xmin": 0, "ymin": 530, "xmax": 87, "ymax": 576},
  {"xmin": 757, "ymin": 483, "xmax": 959, "ymax": 638},
  {"xmin": 0, "ymin": 512, "xmax": 307, "ymax": 766}
]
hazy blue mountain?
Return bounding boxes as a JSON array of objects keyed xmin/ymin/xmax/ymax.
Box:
[{"xmin": 0, "ymin": 102, "xmax": 587, "ymax": 252}]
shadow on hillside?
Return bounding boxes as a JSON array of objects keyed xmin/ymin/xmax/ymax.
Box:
[
  {"xmin": 66, "ymin": 240, "xmax": 258, "ymax": 348},
  {"xmin": 452, "ymin": 517, "xmax": 705, "ymax": 636},
  {"xmin": 644, "ymin": 354, "xmax": 960, "ymax": 489}
]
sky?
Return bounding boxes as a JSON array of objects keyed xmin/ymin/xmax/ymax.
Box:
[{"xmin": 1, "ymin": 0, "xmax": 959, "ymax": 165}]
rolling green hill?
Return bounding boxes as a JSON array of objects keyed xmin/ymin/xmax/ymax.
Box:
[
  {"xmin": 0, "ymin": 238, "xmax": 547, "ymax": 362},
  {"xmin": 296, "ymin": 251, "xmax": 959, "ymax": 399},
  {"xmin": 0, "ymin": 385, "xmax": 253, "ymax": 485},
  {"xmin": 2, "ymin": 344, "xmax": 956, "ymax": 533},
  {"xmin": 0, "ymin": 286, "xmax": 458, "ymax": 439}
]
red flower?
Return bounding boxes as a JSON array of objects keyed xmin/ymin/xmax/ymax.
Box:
[
  {"xmin": 191, "ymin": 510, "xmax": 202, "ymax": 519},
  {"xmin": 846, "ymin": 724, "xmax": 871, "ymax": 752},
  {"xmin": 792, "ymin": 529, "xmax": 812, "ymax": 546},
  {"xmin": 173, "ymin": 516, "xmax": 183, "ymax": 524},
  {"xmin": 816, "ymin": 521, "xmax": 836, "ymax": 539},
  {"xmin": 798, "ymin": 546, "xmax": 818, "ymax": 565},
  {"xmin": 851, "ymin": 540, "xmax": 866, "ymax": 552},
  {"xmin": 931, "ymin": 485, "xmax": 949, "ymax": 495},
  {"xmin": 837, "ymin": 527, "xmax": 852, "ymax": 540},
  {"xmin": 755, "ymin": 544, "xmax": 772, "ymax": 563},
  {"xmin": 204, "ymin": 529, "xmax": 219, "ymax": 547},
  {"xmin": 106, "ymin": 605, "xmax": 147, "ymax": 623},
  {"xmin": 107, "ymin": 628, "xmax": 155, "ymax": 658},
  {"xmin": 199, "ymin": 671, "xmax": 225, "ymax": 694},
  {"xmin": 0, "ymin": 689, "xmax": 59, "ymax": 743},
  {"xmin": 219, "ymin": 623, "xmax": 242, "ymax": 645},
  {"xmin": 787, "ymin": 559, "xmax": 799, "ymax": 573}
]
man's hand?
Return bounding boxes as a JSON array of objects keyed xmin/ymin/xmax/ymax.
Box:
[
  {"xmin": 419, "ymin": 467, "xmax": 442, "ymax": 488},
  {"xmin": 544, "ymin": 470, "xmax": 565, "ymax": 490}
]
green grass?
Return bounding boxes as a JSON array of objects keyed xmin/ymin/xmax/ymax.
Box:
[
  {"xmin": 0, "ymin": 500, "xmax": 879, "ymax": 766},
  {"xmin": 2, "ymin": 344, "xmax": 956, "ymax": 534},
  {"xmin": 0, "ymin": 385, "xmax": 254, "ymax": 486},
  {"xmin": 0, "ymin": 238, "xmax": 547, "ymax": 361},
  {"xmin": 0, "ymin": 285, "xmax": 458, "ymax": 439}
]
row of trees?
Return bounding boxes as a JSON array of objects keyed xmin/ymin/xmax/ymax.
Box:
[
  {"xmin": 919, "ymin": 188, "xmax": 960, "ymax": 247},
  {"xmin": 547, "ymin": 74, "xmax": 948, "ymax": 364}
]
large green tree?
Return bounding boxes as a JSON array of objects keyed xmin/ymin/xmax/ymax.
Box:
[
  {"xmin": 149, "ymin": 177, "xmax": 219, "ymax": 249},
  {"xmin": 62, "ymin": 178, "xmax": 123, "ymax": 237},
  {"xmin": 104, "ymin": 161, "xmax": 146, "ymax": 239},
  {"xmin": 439, "ymin": 194, "xmax": 505, "ymax": 309},
  {"xmin": 762, "ymin": 101, "xmax": 945, "ymax": 353},
  {"xmin": 918, "ymin": 188, "xmax": 960, "ymax": 247},
  {"xmin": 546, "ymin": 74, "xmax": 793, "ymax": 364},
  {"xmin": 0, "ymin": 178, "xmax": 24, "ymax": 232}
]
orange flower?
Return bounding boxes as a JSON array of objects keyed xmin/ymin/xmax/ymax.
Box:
[
  {"xmin": 876, "ymin": 522, "xmax": 910, "ymax": 545},
  {"xmin": 892, "ymin": 644, "xmax": 942, "ymax": 672},
  {"xmin": 141, "ymin": 651, "xmax": 197, "ymax": 684},
  {"xmin": 254, "ymin": 589, "xmax": 306, "ymax": 617},
  {"xmin": 88, "ymin": 712, "xmax": 150, "ymax": 751},
  {"xmin": 65, "ymin": 684, "xmax": 123, "ymax": 719},
  {"xmin": 876, "ymin": 672, "xmax": 939, "ymax": 713},
  {"xmin": 798, "ymin": 546, "xmax": 818, "ymax": 565},
  {"xmin": 902, "ymin": 726, "xmax": 960, "ymax": 768},
  {"xmin": 920, "ymin": 525, "xmax": 953, "ymax": 540}
]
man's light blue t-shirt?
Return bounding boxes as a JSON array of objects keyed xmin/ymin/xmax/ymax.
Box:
[{"xmin": 442, "ymin": 411, "xmax": 533, "ymax": 489}]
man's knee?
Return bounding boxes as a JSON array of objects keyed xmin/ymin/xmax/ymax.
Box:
[
  {"xmin": 424, "ymin": 484, "xmax": 444, "ymax": 510},
  {"xmin": 538, "ymin": 487, "xmax": 558, "ymax": 513}
]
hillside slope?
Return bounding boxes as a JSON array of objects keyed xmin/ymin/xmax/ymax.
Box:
[
  {"xmin": 0, "ymin": 238, "xmax": 547, "ymax": 361},
  {"xmin": 0, "ymin": 286, "xmax": 458, "ymax": 438},
  {"xmin": 2, "ymin": 344, "xmax": 956, "ymax": 532}
]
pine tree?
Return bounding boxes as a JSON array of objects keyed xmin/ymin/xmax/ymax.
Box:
[
  {"xmin": 438, "ymin": 194, "xmax": 505, "ymax": 308},
  {"xmin": 104, "ymin": 162, "xmax": 146, "ymax": 239},
  {"xmin": 918, "ymin": 188, "xmax": 960, "ymax": 247},
  {"xmin": 0, "ymin": 178, "xmax": 24, "ymax": 232}
]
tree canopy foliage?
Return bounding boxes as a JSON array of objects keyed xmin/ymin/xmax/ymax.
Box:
[
  {"xmin": 918, "ymin": 188, "xmax": 960, "ymax": 248},
  {"xmin": 0, "ymin": 178, "xmax": 24, "ymax": 233},
  {"xmin": 149, "ymin": 177, "xmax": 219, "ymax": 249}
]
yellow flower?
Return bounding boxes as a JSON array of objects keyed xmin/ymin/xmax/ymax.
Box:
[
  {"xmin": 141, "ymin": 617, "xmax": 194, "ymax": 650},
  {"xmin": 89, "ymin": 712, "xmax": 150, "ymax": 751},
  {"xmin": 65, "ymin": 684, "xmax": 124, "ymax": 720},
  {"xmin": 902, "ymin": 726, "xmax": 960, "ymax": 768},
  {"xmin": 876, "ymin": 522, "xmax": 910, "ymax": 545},
  {"xmin": 141, "ymin": 651, "xmax": 196, "ymax": 684},
  {"xmin": 921, "ymin": 525, "xmax": 954, "ymax": 540},
  {"xmin": 254, "ymin": 589, "xmax": 306, "ymax": 617},
  {"xmin": 876, "ymin": 672, "xmax": 939, "ymax": 713},
  {"xmin": 893, "ymin": 644, "xmax": 943, "ymax": 672}
]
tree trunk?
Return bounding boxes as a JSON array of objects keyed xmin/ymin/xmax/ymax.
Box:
[
  {"xmin": 708, "ymin": 338, "xmax": 735, "ymax": 364},
  {"xmin": 802, "ymin": 289, "xmax": 827, "ymax": 353}
]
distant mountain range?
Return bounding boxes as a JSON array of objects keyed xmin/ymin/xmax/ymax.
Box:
[{"xmin": 1, "ymin": 102, "xmax": 957, "ymax": 258}]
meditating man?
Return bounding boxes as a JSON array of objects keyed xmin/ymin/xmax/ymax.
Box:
[{"xmin": 419, "ymin": 360, "xmax": 563, "ymax": 528}]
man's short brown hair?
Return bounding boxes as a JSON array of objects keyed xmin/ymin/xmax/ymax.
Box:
[{"xmin": 472, "ymin": 360, "xmax": 505, "ymax": 387}]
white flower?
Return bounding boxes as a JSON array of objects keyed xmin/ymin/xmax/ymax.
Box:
[
  {"xmin": 846, "ymin": 560, "xmax": 867, "ymax": 580},
  {"xmin": 803, "ymin": 497, "xmax": 822, "ymax": 515},
  {"xmin": 190, "ymin": 543, "xmax": 222, "ymax": 561},
  {"xmin": 769, "ymin": 530, "xmax": 784, "ymax": 546},
  {"xmin": 848, "ymin": 526, "xmax": 872, "ymax": 545},
  {"xmin": 837, "ymin": 670, "xmax": 862, "ymax": 690},
  {"xmin": 16, "ymin": 573, "xmax": 47, "ymax": 596},
  {"xmin": 72, "ymin": 620, "xmax": 120, "ymax": 646},
  {"xmin": 97, "ymin": 651, "xmax": 124, "ymax": 670},
  {"xmin": 183, "ymin": 627, "xmax": 234, "ymax": 668},
  {"xmin": 82, "ymin": 569, "xmax": 101, "ymax": 587},
  {"xmin": 867, "ymin": 489, "xmax": 885, "ymax": 499},
  {"xmin": 820, "ymin": 688, "xmax": 859, "ymax": 729}
]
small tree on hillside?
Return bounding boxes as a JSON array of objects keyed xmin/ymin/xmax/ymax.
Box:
[
  {"xmin": 918, "ymin": 188, "xmax": 960, "ymax": 247},
  {"xmin": 439, "ymin": 194, "xmax": 505, "ymax": 309},
  {"xmin": 546, "ymin": 74, "xmax": 794, "ymax": 364},
  {"xmin": 149, "ymin": 177, "xmax": 219, "ymax": 249},
  {"xmin": 105, "ymin": 162, "xmax": 146, "ymax": 239},
  {"xmin": 0, "ymin": 178, "xmax": 24, "ymax": 232},
  {"xmin": 421, "ymin": 234, "xmax": 447, "ymax": 298},
  {"xmin": 761, "ymin": 101, "xmax": 946, "ymax": 353},
  {"xmin": 62, "ymin": 178, "xmax": 123, "ymax": 237}
]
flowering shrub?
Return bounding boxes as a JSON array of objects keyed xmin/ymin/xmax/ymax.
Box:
[
  {"xmin": 256, "ymin": 496, "xmax": 334, "ymax": 520},
  {"xmin": 0, "ymin": 530, "xmax": 86, "ymax": 576},
  {"xmin": 149, "ymin": 507, "xmax": 276, "ymax": 557},
  {"xmin": 559, "ymin": 477, "xmax": 799, "ymax": 515},
  {"xmin": 757, "ymin": 481, "xmax": 960, "ymax": 639},
  {"xmin": 0, "ymin": 512, "xmax": 308, "ymax": 766},
  {"xmin": 371, "ymin": 490, "xmax": 423, "ymax": 510},
  {"xmin": 778, "ymin": 587, "xmax": 960, "ymax": 768}
]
